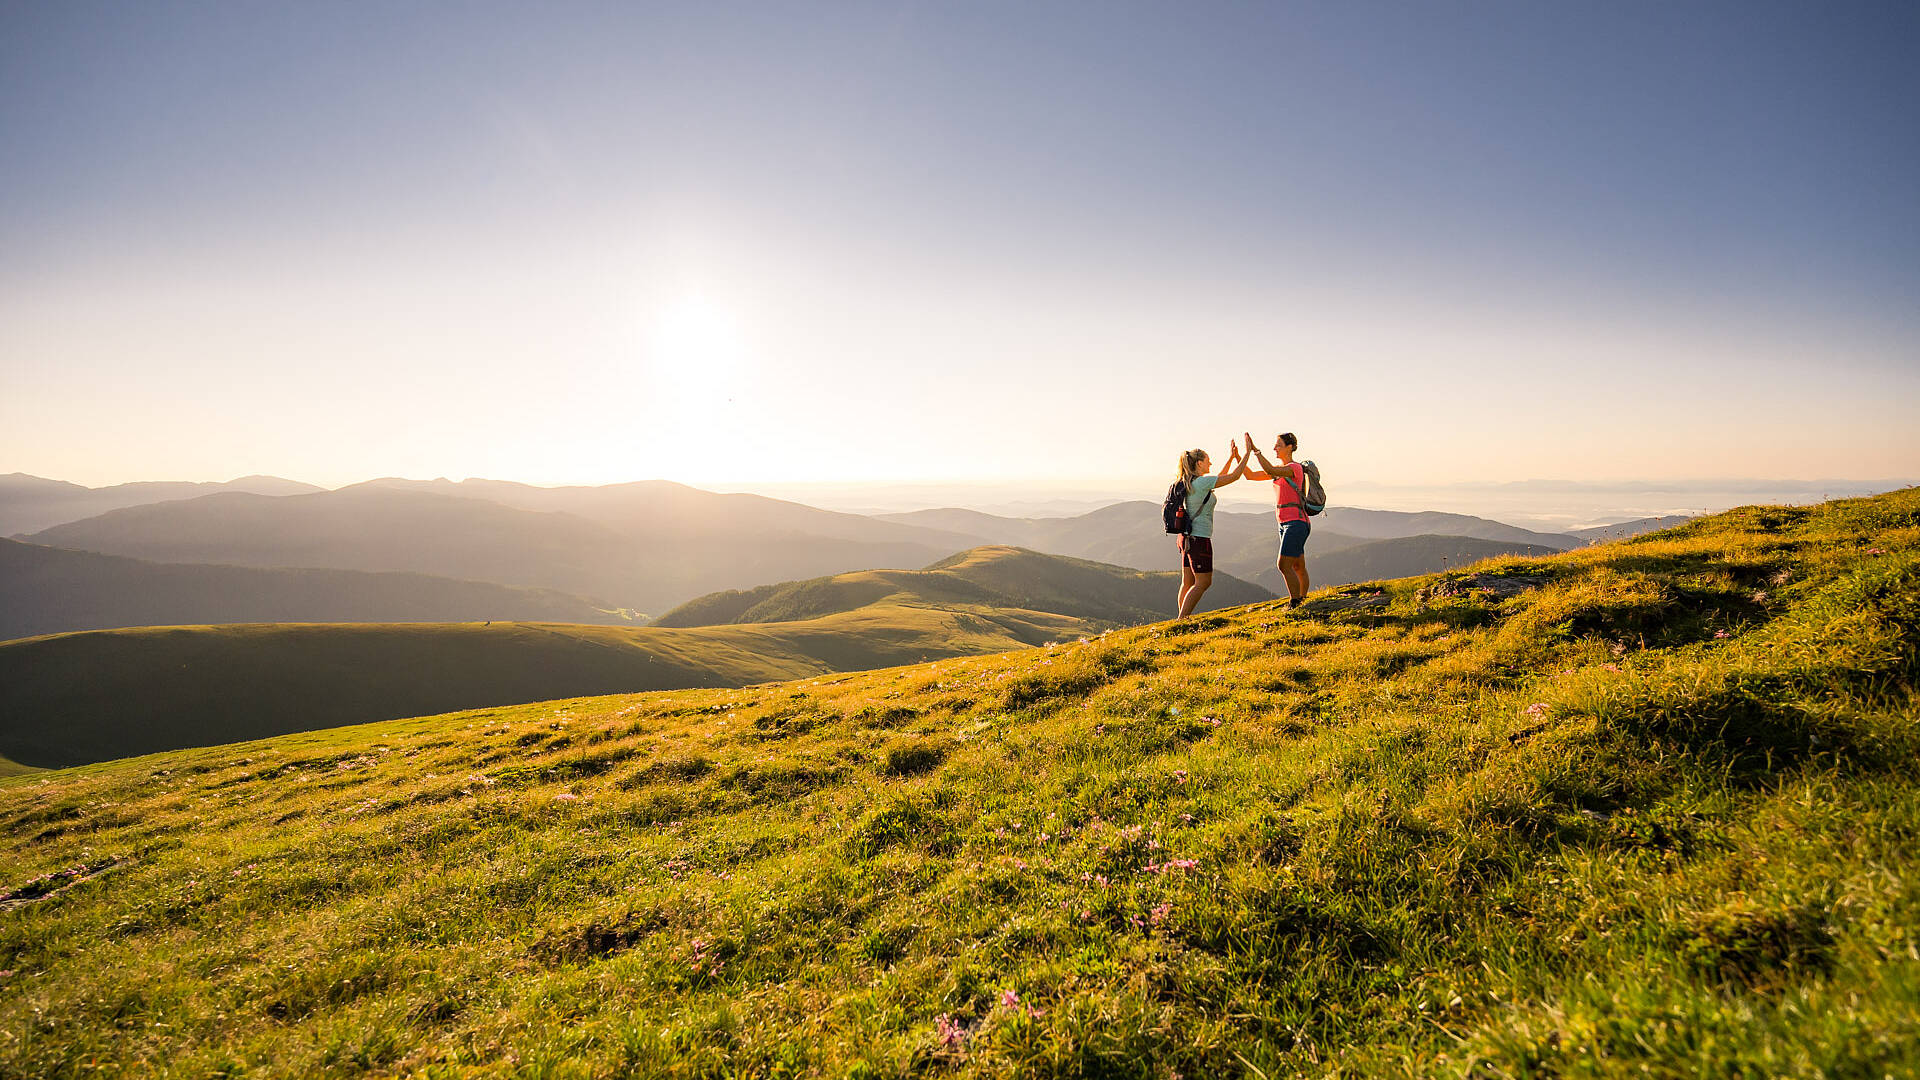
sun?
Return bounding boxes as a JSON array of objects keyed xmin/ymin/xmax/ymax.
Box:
[{"xmin": 646, "ymin": 292, "xmax": 744, "ymax": 378}]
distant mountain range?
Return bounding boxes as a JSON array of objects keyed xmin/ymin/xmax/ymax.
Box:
[
  {"xmin": 1307, "ymin": 534, "xmax": 1564, "ymax": 588},
  {"xmin": 19, "ymin": 482, "xmax": 982, "ymax": 616},
  {"xmin": 0, "ymin": 546, "xmax": 1269, "ymax": 767},
  {"xmin": 0, "ymin": 538, "xmax": 629, "ymax": 641},
  {"xmin": 4, "ymin": 472, "xmax": 1688, "ymax": 639},
  {"xmin": 0, "ymin": 473, "xmax": 322, "ymax": 535}
]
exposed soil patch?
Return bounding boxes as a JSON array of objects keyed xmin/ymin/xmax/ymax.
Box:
[{"xmin": 1, "ymin": 856, "xmax": 125, "ymax": 909}]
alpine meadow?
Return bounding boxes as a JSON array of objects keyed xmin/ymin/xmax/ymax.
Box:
[
  {"xmin": 3, "ymin": 490, "xmax": 1916, "ymax": 1077},
  {"xmin": 6, "ymin": 4, "xmax": 1919, "ymax": 1078}
]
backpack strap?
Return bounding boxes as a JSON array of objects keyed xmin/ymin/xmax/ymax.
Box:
[{"xmin": 1276, "ymin": 463, "xmax": 1307, "ymax": 510}]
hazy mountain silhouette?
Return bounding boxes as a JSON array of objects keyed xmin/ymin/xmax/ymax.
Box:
[
  {"xmin": 24, "ymin": 485, "xmax": 985, "ymax": 614},
  {"xmin": 1308, "ymin": 507, "xmax": 1578, "ymax": 548},
  {"xmin": 0, "ymin": 538, "xmax": 628, "ymax": 641},
  {"xmin": 350, "ymin": 477, "xmax": 987, "ymax": 548},
  {"xmin": 1307, "ymin": 535, "xmax": 1566, "ymax": 588},
  {"xmin": 0, "ymin": 473, "xmax": 322, "ymax": 536}
]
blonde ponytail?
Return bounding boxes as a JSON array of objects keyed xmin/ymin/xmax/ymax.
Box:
[{"xmin": 1177, "ymin": 449, "xmax": 1207, "ymax": 485}]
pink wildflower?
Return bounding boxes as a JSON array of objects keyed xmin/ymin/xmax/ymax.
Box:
[
  {"xmin": 1150, "ymin": 901, "xmax": 1173, "ymax": 925},
  {"xmin": 1001, "ymin": 989, "xmax": 1020, "ymax": 1008},
  {"xmin": 1173, "ymin": 770, "xmax": 1188, "ymax": 784},
  {"xmin": 1525, "ymin": 702, "xmax": 1550, "ymax": 718},
  {"xmin": 1714, "ymin": 629, "xmax": 1730, "ymax": 639},
  {"xmin": 553, "ymin": 792, "xmax": 578, "ymax": 801},
  {"xmin": 935, "ymin": 1014, "xmax": 968, "ymax": 1048},
  {"xmin": 1180, "ymin": 813, "xmax": 1194, "ymax": 823}
]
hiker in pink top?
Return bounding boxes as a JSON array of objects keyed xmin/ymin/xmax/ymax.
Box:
[{"xmin": 1243, "ymin": 431, "xmax": 1311, "ymax": 608}]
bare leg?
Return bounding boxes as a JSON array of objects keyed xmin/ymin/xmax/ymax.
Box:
[
  {"xmin": 1279, "ymin": 556, "xmax": 1308, "ymax": 605},
  {"xmin": 1179, "ymin": 572, "xmax": 1213, "ymax": 618},
  {"xmin": 1178, "ymin": 563, "xmax": 1196, "ymax": 616}
]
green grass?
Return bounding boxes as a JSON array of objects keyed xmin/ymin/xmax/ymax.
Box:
[
  {"xmin": 2, "ymin": 491, "xmax": 1916, "ymax": 1077},
  {"xmin": 0, "ymin": 604, "xmax": 1082, "ymax": 769}
]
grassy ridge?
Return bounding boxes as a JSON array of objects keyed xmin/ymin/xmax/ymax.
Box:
[
  {"xmin": 0, "ymin": 605, "xmax": 1083, "ymax": 769},
  {"xmin": 655, "ymin": 545, "xmax": 1270, "ymax": 628},
  {"xmin": 1, "ymin": 492, "xmax": 1916, "ymax": 1077}
]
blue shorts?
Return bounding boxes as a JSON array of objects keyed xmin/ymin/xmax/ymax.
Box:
[{"xmin": 1277, "ymin": 519, "xmax": 1311, "ymax": 559}]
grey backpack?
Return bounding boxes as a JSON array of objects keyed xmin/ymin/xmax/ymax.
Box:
[{"xmin": 1281, "ymin": 461, "xmax": 1326, "ymax": 516}]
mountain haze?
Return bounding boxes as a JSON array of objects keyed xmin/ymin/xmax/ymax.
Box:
[
  {"xmin": 1307, "ymin": 534, "xmax": 1569, "ymax": 588},
  {"xmin": 1570, "ymin": 515, "xmax": 1697, "ymax": 543},
  {"xmin": 0, "ymin": 538, "xmax": 628, "ymax": 641},
  {"xmin": 0, "ymin": 473, "xmax": 322, "ymax": 536},
  {"xmin": 24, "ymin": 485, "xmax": 985, "ymax": 614}
]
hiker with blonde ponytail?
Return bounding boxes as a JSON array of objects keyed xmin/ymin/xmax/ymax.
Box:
[{"xmin": 1168, "ymin": 438, "xmax": 1247, "ymax": 618}]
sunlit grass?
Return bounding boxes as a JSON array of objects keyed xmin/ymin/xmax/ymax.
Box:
[{"xmin": 2, "ymin": 491, "xmax": 1916, "ymax": 1077}]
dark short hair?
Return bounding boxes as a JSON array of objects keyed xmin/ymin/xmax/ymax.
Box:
[{"xmin": 1279, "ymin": 432, "xmax": 1298, "ymax": 450}]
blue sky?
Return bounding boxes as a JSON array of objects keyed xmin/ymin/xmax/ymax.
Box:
[{"xmin": 3, "ymin": 1, "xmax": 1915, "ymax": 505}]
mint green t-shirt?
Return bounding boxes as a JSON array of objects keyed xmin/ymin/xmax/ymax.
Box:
[{"xmin": 1185, "ymin": 474, "xmax": 1219, "ymax": 539}]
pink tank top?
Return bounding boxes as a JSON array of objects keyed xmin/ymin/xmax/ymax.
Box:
[{"xmin": 1273, "ymin": 463, "xmax": 1309, "ymax": 524}]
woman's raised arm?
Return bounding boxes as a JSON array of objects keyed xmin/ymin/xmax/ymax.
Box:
[{"xmin": 1214, "ymin": 438, "xmax": 1247, "ymax": 488}]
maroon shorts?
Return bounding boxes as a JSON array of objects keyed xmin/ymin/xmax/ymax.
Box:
[{"xmin": 1179, "ymin": 534, "xmax": 1214, "ymax": 574}]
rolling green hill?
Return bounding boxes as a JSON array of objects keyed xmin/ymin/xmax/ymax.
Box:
[
  {"xmin": 0, "ymin": 547, "xmax": 1251, "ymax": 768},
  {"xmin": 654, "ymin": 545, "xmax": 1272, "ymax": 628},
  {"xmin": 0, "ymin": 537, "xmax": 632, "ymax": 641},
  {"xmin": 0, "ymin": 609, "xmax": 1079, "ymax": 770},
  {"xmin": 2, "ymin": 492, "xmax": 1915, "ymax": 1077}
]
